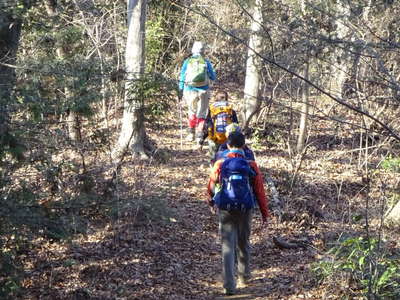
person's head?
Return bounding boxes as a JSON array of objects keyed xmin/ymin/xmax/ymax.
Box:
[
  {"xmin": 225, "ymin": 123, "xmax": 241, "ymax": 138},
  {"xmin": 215, "ymin": 90, "xmax": 228, "ymax": 102},
  {"xmin": 227, "ymin": 131, "xmax": 245, "ymax": 149},
  {"xmin": 192, "ymin": 41, "xmax": 204, "ymax": 55}
]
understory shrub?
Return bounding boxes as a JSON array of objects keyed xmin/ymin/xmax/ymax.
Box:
[{"xmin": 313, "ymin": 236, "xmax": 400, "ymax": 299}]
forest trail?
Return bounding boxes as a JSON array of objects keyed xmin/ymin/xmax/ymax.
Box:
[
  {"xmin": 23, "ymin": 112, "xmax": 329, "ymax": 300},
  {"xmin": 124, "ymin": 119, "xmax": 322, "ymax": 299}
]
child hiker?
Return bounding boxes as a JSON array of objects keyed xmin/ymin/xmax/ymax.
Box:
[
  {"xmin": 213, "ymin": 123, "xmax": 255, "ymax": 164},
  {"xmin": 199, "ymin": 90, "xmax": 238, "ymax": 156},
  {"xmin": 207, "ymin": 131, "xmax": 269, "ymax": 295}
]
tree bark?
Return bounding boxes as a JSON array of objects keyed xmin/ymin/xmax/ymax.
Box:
[
  {"xmin": 112, "ymin": 0, "xmax": 148, "ymax": 161},
  {"xmin": 330, "ymin": 1, "xmax": 352, "ymax": 98},
  {"xmin": 0, "ymin": 4, "xmax": 22, "ymax": 158},
  {"xmin": 242, "ymin": 0, "xmax": 263, "ymax": 130},
  {"xmin": 385, "ymin": 201, "xmax": 400, "ymax": 227},
  {"xmin": 296, "ymin": 60, "xmax": 310, "ymax": 153}
]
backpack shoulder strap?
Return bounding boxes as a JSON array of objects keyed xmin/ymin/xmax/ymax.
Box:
[{"xmin": 219, "ymin": 157, "xmax": 234, "ymax": 181}]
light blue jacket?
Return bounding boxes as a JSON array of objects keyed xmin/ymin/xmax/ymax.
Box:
[{"xmin": 179, "ymin": 55, "xmax": 216, "ymax": 91}]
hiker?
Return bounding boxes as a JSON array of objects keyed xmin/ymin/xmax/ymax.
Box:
[
  {"xmin": 179, "ymin": 41, "xmax": 216, "ymax": 145},
  {"xmin": 199, "ymin": 91, "xmax": 238, "ymax": 157},
  {"xmin": 207, "ymin": 131, "xmax": 269, "ymax": 295},
  {"xmin": 213, "ymin": 123, "xmax": 255, "ymax": 164}
]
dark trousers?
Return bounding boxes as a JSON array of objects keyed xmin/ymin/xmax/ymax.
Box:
[{"xmin": 218, "ymin": 209, "xmax": 252, "ymax": 291}]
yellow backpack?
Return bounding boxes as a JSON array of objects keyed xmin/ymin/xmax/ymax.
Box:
[{"xmin": 208, "ymin": 104, "xmax": 233, "ymax": 144}]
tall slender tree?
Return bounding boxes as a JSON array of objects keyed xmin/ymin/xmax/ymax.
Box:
[
  {"xmin": 296, "ymin": 0, "xmax": 310, "ymax": 153},
  {"xmin": 330, "ymin": 0, "xmax": 352, "ymax": 98},
  {"xmin": 242, "ymin": 0, "xmax": 263, "ymax": 130},
  {"xmin": 297, "ymin": 60, "xmax": 310, "ymax": 153},
  {"xmin": 113, "ymin": 0, "xmax": 148, "ymax": 161}
]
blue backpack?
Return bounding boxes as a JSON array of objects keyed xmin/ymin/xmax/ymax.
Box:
[
  {"xmin": 213, "ymin": 156, "xmax": 256, "ymax": 210},
  {"xmin": 214, "ymin": 145, "xmax": 255, "ymax": 163}
]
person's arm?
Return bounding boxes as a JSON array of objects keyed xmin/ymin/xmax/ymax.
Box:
[
  {"xmin": 244, "ymin": 146, "xmax": 255, "ymax": 161},
  {"xmin": 249, "ymin": 161, "xmax": 269, "ymax": 221},
  {"xmin": 206, "ymin": 110, "xmax": 215, "ymax": 142},
  {"xmin": 206, "ymin": 59, "xmax": 216, "ymax": 81},
  {"xmin": 207, "ymin": 160, "xmax": 222, "ymax": 205},
  {"xmin": 232, "ymin": 110, "xmax": 239, "ymax": 123},
  {"xmin": 179, "ymin": 59, "xmax": 188, "ymax": 90}
]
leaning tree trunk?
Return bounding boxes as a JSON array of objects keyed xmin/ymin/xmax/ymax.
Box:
[
  {"xmin": 242, "ymin": 0, "xmax": 263, "ymax": 130},
  {"xmin": 385, "ymin": 201, "xmax": 400, "ymax": 227},
  {"xmin": 0, "ymin": 4, "xmax": 22, "ymax": 158},
  {"xmin": 112, "ymin": 0, "xmax": 148, "ymax": 161}
]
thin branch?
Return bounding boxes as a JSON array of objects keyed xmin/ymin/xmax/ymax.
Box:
[{"xmin": 168, "ymin": 0, "xmax": 400, "ymax": 142}]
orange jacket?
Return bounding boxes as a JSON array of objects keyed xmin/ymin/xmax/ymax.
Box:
[{"xmin": 207, "ymin": 151, "xmax": 269, "ymax": 220}]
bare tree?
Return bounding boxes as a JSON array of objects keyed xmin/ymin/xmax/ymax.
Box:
[
  {"xmin": 296, "ymin": 60, "xmax": 310, "ymax": 153},
  {"xmin": 112, "ymin": 0, "xmax": 148, "ymax": 161},
  {"xmin": 242, "ymin": 0, "xmax": 263, "ymax": 130},
  {"xmin": 296, "ymin": 0, "xmax": 310, "ymax": 153},
  {"xmin": 328, "ymin": 0, "xmax": 353, "ymax": 98}
]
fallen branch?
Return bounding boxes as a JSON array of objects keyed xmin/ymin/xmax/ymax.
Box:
[{"xmin": 272, "ymin": 236, "xmax": 308, "ymax": 250}]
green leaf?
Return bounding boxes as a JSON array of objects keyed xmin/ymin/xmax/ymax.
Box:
[
  {"xmin": 352, "ymin": 214, "xmax": 363, "ymax": 222},
  {"xmin": 358, "ymin": 256, "xmax": 366, "ymax": 268}
]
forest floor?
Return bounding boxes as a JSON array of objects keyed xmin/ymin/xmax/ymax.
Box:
[{"xmin": 20, "ymin": 97, "xmax": 398, "ymax": 300}]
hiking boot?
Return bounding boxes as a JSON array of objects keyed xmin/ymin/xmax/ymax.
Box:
[
  {"xmin": 185, "ymin": 132, "xmax": 195, "ymax": 141},
  {"xmin": 185, "ymin": 128, "xmax": 195, "ymax": 141},
  {"xmin": 194, "ymin": 143, "xmax": 203, "ymax": 151},
  {"xmin": 224, "ymin": 288, "xmax": 236, "ymax": 295},
  {"xmin": 238, "ymin": 275, "xmax": 251, "ymax": 287},
  {"xmin": 195, "ymin": 138, "xmax": 203, "ymax": 146}
]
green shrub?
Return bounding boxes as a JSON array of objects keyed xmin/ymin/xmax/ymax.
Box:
[
  {"xmin": 313, "ymin": 236, "xmax": 400, "ymax": 299},
  {"xmin": 381, "ymin": 156, "xmax": 400, "ymax": 173},
  {"xmin": 0, "ymin": 249, "xmax": 23, "ymax": 300},
  {"xmin": 125, "ymin": 73, "xmax": 176, "ymax": 126}
]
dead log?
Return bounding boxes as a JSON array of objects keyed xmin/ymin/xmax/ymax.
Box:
[{"xmin": 272, "ymin": 236, "xmax": 307, "ymax": 250}]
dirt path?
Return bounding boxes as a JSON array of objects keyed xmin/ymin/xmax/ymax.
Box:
[
  {"xmin": 125, "ymin": 124, "xmax": 322, "ymax": 299},
  {"xmin": 22, "ymin": 121, "xmax": 327, "ymax": 299}
]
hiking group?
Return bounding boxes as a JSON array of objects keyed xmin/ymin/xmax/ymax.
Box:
[{"xmin": 179, "ymin": 41, "xmax": 269, "ymax": 296}]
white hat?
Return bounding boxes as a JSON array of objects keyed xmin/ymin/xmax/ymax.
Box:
[{"xmin": 192, "ymin": 41, "xmax": 204, "ymax": 55}]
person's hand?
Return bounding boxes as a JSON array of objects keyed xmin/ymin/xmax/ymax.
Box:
[
  {"xmin": 209, "ymin": 205, "xmax": 216, "ymax": 214},
  {"xmin": 178, "ymin": 89, "xmax": 184, "ymax": 102}
]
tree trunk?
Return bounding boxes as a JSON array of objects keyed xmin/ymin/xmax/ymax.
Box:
[
  {"xmin": 385, "ymin": 201, "xmax": 400, "ymax": 227},
  {"xmin": 296, "ymin": 60, "xmax": 310, "ymax": 153},
  {"xmin": 112, "ymin": 0, "xmax": 148, "ymax": 161},
  {"xmin": 0, "ymin": 5, "xmax": 22, "ymax": 158},
  {"xmin": 330, "ymin": 1, "xmax": 352, "ymax": 98},
  {"xmin": 242, "ymin": 0, "xmax": 263, "ymax": 130}
]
